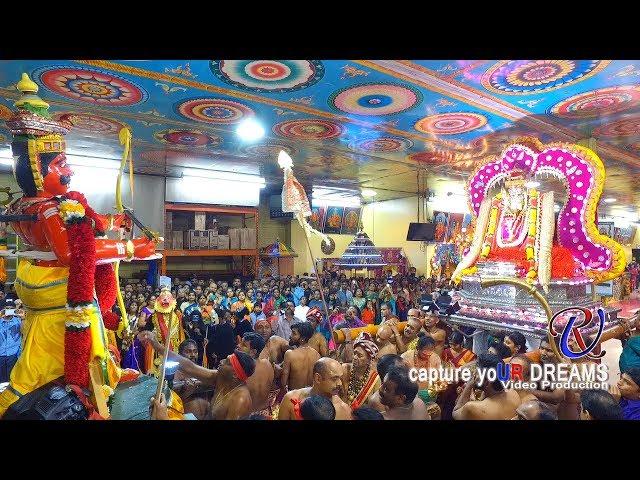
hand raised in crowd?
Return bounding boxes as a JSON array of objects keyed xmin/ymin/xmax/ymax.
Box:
[
  {"xmin": 138, "ymin": 330, "xmax": 154, "ymax": 344},
  {"xmin": 384, "ymin": 318, "xmax": 399, "ymax": 327},
  {"xmin": 138, "ymin": 331, "xmax": 163, "ymax": 354},
  {"xmin": 151, "ymin": 395, "xmax": 169, "ymax": 420},
  {"xmin": 389, "ymin": 323, "xmax": 400, "ymax": 337}
]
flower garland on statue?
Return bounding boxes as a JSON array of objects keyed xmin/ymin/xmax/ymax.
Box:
[
  {"xmin": 58, "ymin": 192, "xmax": 122, "ymax": 395},
  {"xmin": 479, "ymin": 189, "xmax": 539, "ymax": 282}
]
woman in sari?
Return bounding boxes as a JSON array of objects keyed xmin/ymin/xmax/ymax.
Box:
[
  {"xmin": 341, "ymin": 332, "xmax": 380, "ymax": 410},
  {"xmin": 440, "ymin": 330, "xmax": 476, "ymax": 419},
  {"xmin": 351, "ymin": 288, "xmax": 366, "ymax": 311},
  {"xmin": 361, "ymin": 299, "xmax": 376, "ymax": 325},
  {"xmin": 231, "ymin": 291, "xmax": 253, "ymax": 314},
  {"xmin": 442, "ymin": 331, "xmax": 476, "ymax": 368},
  {"xmin": 122, "ymin": 301, "xmax": 144, "ymax": 371}
]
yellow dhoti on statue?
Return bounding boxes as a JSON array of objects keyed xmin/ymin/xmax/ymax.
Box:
[{"xmin": 0, "ymin": 260, "xmax": 114, "ymax": 417}]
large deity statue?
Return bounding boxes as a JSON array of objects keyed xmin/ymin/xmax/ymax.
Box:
[
  {"xmin": 453, "ymin": 138, "xmax": 625, "ymax": 293},
  {"xmin": 0, "ymin": 74, "xmax": 157, "ymax": 417}
]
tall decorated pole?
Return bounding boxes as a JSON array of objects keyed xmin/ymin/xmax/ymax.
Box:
[
  {"xmin": 114, "ymin": 128, "xmax": 134, "ymax": 339},
  {"xmin": 277, "ymin": 151, "xmax": 333, "ymax": 341}
]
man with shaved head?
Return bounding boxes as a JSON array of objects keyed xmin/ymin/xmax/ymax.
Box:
[
  {"xmin": 379, "ymin": 366, "xmax": 430, "ymax": 420},
  {"xmin": 513, "ymin": 400, "xmax": 558, "ymax": 420},
  {"xmin": 398, "ymin": 308, "xmax": 423, "ymax": 353},
  {"xmin": 375, "ymin": 322, "xmax": 406, "ymax": 357},
  {"xmin": 424, "ymin": 311, "xmax": 446, "ymax": 357},
  {"xmin": 282, "ymin": 322, "xmax": 321, "ymax": 390},
  {"xmin": 278, "ymin": 357, "xmax": 351, "ymax": 420}
]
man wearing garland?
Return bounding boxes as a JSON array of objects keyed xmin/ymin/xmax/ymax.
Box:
[{"xmin": 142, "ymin": 288, "xmax": 185, "ymax": 375}]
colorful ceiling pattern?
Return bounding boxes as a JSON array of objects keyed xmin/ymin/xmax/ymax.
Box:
[{"xmin": 1, "ymin": 59, "xmax": 640, "ymax": 206}]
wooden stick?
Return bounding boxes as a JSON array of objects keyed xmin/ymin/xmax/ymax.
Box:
[
  {"xmin": 155, "ymin": 312, "xmax": 174, "ymax": 403},
  {"xmin": 299, "ymin": 216, "xmax": 333, "ymax": 344}
]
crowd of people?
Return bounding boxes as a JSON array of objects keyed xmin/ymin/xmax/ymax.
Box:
[{"xmin": 105, "ymin": 265, "xmax": 640, "ymax": 421}]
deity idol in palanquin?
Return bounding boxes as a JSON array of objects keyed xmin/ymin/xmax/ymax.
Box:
[{"xmin": 452, "ymin": 138, "xmax": 625, "ymax": 293}]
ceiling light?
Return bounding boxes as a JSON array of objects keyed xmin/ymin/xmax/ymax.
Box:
[
  {"xmin": 236, "ymin": 118, "xmax": 265, "ymax": 141},
  {"xmin": 312, "ymin": 186, "xmax": 361, "ymax": 207},
  {"xmin": 525, "ymin": 181, "xmax": 540, "ymax": 188},
  {"xmin": 182, "ymin": 168, "xmax": 266, "ymax": 187},
  {"xmin": 603, "ymin": 197, "xmax": 617, "ymax": 203},
  {"xmin": 361, "ymin": 189, "xmax": 377, "ymax": 198}
]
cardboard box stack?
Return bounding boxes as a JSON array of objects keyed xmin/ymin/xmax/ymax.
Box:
[
  {"xmin": 240, "ymin": 228, "xmax": 257, "ymax": 249},
  {"xmin": 194, "ymin": 212, "xmax": 206, "ymax": 231},
  {"xmin": 229, "ymin": 228, "xmax": 241, "ymax": 250},
  {"xmin": 218, "ymin": 234, "xmax": 230, "ymax": 250},
  {"xmin": 208, "ymin": 231, "xmax": 219, "ymax": 249},
  {"xmin": 184, "ymin": 230, "xmax": 209, "ymax": 250},
  {"xmin": 172, "ymin": 231, "xmax": 183, "ymax": 250},
  {"xmin": 163, "ymin": 211, "xmax": 254, "ymax": 253}
]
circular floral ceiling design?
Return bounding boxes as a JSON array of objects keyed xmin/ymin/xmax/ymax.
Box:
[{"xmin": 210, "ymin": 60, "xmax": 324, "ymax": 93}]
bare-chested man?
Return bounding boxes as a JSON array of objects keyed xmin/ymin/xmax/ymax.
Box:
[
  {"xmin": 278, "ymin": 357, "xmax": 351, "ymax": 420},
  {"xmin": 375, "ymin": 322, "xmax": 404, "ymax": 356},
  {"xmin": 238, "ymin": 332, "xmax": 274, "ymax": 413},
  {"xmin": 509, "ymin": 354, "xmax": 538, "ymax": 404},
  {"xmin": 173, "ymin": 339, "xmax": 213, "ymax": 419},
  {"xmin": 401, "ymin": 335, "xmax": 442, "ymax": 391},
  {"xmin": 365, "ymin": 353, "xmax": 432, "ymax": 416},
  {"xmin": 257, "ymin": 319, "xmax": 290, "ymax": 365},
  {"xmin": 424, "ymin": 312, "xmax": 446, "ymax": 357},
  {"xmin": 139, "ymin": 331, "xmax": 255, "ymax": 420},
  {"xmin": 378, "ymin": 366, "xmax": 430, "ymax": 420},
  {"xmin": 453, "ymin": 353, "xmax": 521, "ymax": 420},
  {"xmin": 305, "ymin": 307, "xmax": 329, "ymax": 357},
  {"xmin": 397, "ymin": 309, "xmax": 423, "ymax": 353},
  {"xmin": 380, "ymin": 302, "xmax": 400, "ymax": 325},
  {"xmin": 282, "ymin": 322, "xmax": 321, "ymax": 390},
  {"xmin": 529, "ymin": 337, "xmax": 572, "ymax": 417}
]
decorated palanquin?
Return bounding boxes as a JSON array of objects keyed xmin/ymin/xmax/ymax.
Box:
[
  {"xmin": 449, "ymin": 138, "xmax": 625, "ymax": 338},
  {"xmin": 322, "ymin": 248, "xmax": 410, "ymax": 277},
  {"xmin": 0, "ymin": 74, "xmax": 160, "ymax": 419}
]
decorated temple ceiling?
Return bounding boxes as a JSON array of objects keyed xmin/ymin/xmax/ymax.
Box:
[{"xmin": 0, "ymin": 60, "xmax": 639, "ymax": 208}]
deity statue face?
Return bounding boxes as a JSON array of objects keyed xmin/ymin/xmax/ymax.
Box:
[
  {"xmin": 156, "ymin": 290, "xmax": 176, "ymax": 312},
  {"xmin": 502, "ymin": 183, "xmax": 527, "ymax": 213},
  {"xmin": 42, "ymin": 153, "xmax": 73, "ymax": 196}
]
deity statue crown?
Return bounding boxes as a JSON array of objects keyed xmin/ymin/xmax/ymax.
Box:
[
  {"xmin": 6, "ymin": 73, "xmax": 75, "ymax": 195},
  {"xmin": 503, "ymin": 169, "xmax": 527, "ymax": 189},
  {"xmin": 6, "ymin": 73, "xmax": 71, "ymax": 144}
]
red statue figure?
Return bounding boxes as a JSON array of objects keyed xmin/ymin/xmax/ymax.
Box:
[{"xmin": 0, "ymin": 74, "xmax": 156, "ymax": 418}]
